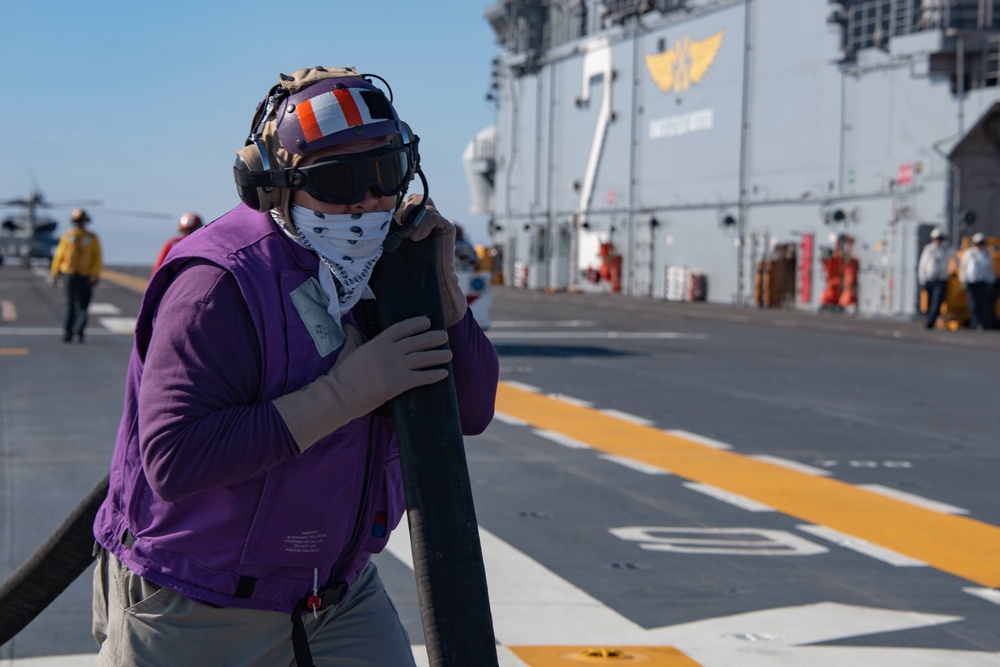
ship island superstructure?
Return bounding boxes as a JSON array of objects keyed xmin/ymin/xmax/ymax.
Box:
[{"xmin": 464, "ymin": 0, "xmax": 1000, "ymax": 316}]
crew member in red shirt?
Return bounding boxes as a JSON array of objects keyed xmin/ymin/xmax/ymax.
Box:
[{"xmin": 151, "ymin": 212, "xmax": 203, "ymax": 275}]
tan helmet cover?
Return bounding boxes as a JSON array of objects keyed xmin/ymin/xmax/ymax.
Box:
[{"xmin": 238, "ymin": 66, "xmax": 376, "ymax": 217}]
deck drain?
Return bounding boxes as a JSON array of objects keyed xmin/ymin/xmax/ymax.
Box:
[{"xmin": 575, "ymin": 647, "xmax": 633, "ymax": 660}]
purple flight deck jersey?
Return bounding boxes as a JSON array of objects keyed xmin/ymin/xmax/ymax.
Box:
[{"xmin": 94, "ymin": 203, "xmax": 499, "ymax": 614}]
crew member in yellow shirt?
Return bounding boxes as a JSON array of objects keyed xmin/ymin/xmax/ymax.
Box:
[{"xmin": 50, "ymin": 208, "xmax": 102, "ymax": 343}]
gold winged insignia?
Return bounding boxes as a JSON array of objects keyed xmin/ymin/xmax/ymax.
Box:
[{"xmin": 645, "ymin": 30, "xmax": 724, "ymax": 93}]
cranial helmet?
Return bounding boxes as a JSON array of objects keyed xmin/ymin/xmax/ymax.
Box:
[
  {"xmin": 233, "ymin": 66, "xmax": 421, "ymax": 219},
  {"xmin": 178, "ymin": 212, "xmax": 203, "ymax": 233}
]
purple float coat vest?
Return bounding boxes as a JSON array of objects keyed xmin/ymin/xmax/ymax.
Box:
[{"xmin": 94, "ymin": 204, "xmax": 438, "ymax": 614}]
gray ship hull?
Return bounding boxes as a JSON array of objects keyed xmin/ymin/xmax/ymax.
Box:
[{"xmin": 472, "ymin": 0, "xmax": 1000, "ymax": 319}]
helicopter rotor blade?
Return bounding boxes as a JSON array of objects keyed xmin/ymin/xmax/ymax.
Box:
[
  {"xmin": 96, "ymin": 208, "xmax": 174, "ymax": 220},
  {"xmin": 48, "ymin": 200, "xmax": 104, "ymax": 208}
]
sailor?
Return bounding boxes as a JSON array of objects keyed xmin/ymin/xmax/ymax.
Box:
[
  {"xmin": 959, "ymin": 232, "xmax": 997, "ymax": 330},
  {"xmin": 49, "ymin": 207, "xmax": 102, "ymax": 343},
  {"xmin": 917, "ymin": 227, "xmax": 954, "ymax": 329},
  {"xmin": 91, "ymin": 67, "xmax": 499, "ymax": 666},
  {"xmin": 150, "ymin": 211, "xmax": 203, "ymax": 275}
]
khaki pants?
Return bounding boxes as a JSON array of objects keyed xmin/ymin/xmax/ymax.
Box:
[{"xmin": 92, "ymin": 549, "xmax": 416, "ymax": 667}]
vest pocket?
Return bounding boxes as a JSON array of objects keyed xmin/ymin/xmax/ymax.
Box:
[{"xmin": 240, "ymin": 446, "xmax": 360, "ymax": 569}]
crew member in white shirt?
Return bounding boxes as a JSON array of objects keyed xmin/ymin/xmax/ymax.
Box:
[
  {"xmin": 959, "ymin": 232, "xmax": 996, "ymax": 330},
  {"xmin": 917, "ymin": 227, "xmax": 954, "ymax": 329}
]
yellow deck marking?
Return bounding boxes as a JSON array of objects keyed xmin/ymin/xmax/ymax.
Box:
[
  {"xmin": 497, "ymin": 383, "xmax": 1000, "ymax": 588},
  {"xmin": 100, "ymin": 269, "xmax": 148, "ymax": 294},
  {"xmin": 0, "ymin": 348, "xmax": 29, "ymax": 355},
  {"xmin": 509, "ymin": 645, "xmax": 702, "ymax": 665}
]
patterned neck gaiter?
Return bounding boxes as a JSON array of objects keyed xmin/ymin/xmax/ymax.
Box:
[{"xmin": 285, "ymin": 204, "xmax": 393, "ymax": 319}]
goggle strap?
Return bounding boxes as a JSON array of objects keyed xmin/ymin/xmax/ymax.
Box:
[{"xmin": 234, "ymin": 169, "xmax": 298, "ymax": 189}]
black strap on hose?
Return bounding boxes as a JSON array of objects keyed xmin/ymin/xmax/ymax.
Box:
[
  {"xmin": 369, "ymin": 231, "xmax": 499, "ymax": 667},
  {"xmin": 0, "ymin": 472, "xmax": 110, "ymax": 646}
]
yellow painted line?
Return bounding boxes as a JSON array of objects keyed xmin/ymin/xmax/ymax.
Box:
[
  {"xmin": 497, "ymin": 383, "xmax": 1000, "ymax": 588},
  {"xmin": 0, "ymin": 348, "xmax": 29, "ymax": 355},
  {"xmin": 100, "ymin": 269, "xmax": 148, "ymax": 294},
  {"xmin": 509, "ymin": 645, "xmax": 702, "ymax": 665}
]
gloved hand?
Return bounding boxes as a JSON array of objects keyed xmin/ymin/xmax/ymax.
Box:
[
  {"xmin": 396, "ymin": 195, "xmax": 468, "ymax": 327},
  {"xmin": 272, "ymin": 316, "xmax": 451, "ymax": 452}
]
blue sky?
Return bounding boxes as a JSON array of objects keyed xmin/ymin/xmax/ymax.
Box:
[{"xmin": 0, "ymin": 2, "xmax": 499, "ymax": 264}]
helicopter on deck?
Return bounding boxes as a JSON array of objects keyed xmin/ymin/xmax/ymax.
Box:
[
  {"xmin": 1, "ymin": 190, "xmax": 101, "ymax": 265},
  {"xmin": 1, "ymin": 188, "xmax": 174, "ymax": 265}
]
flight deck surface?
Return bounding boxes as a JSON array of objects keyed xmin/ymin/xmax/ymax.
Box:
[{"xmin": 2, "ymin": 263, "xmax": 999, "ymax": 666}]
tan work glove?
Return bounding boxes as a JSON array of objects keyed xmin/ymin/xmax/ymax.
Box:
[
  {"xmin": 396, "ymin": 195, "xmax": 468, "ymax": 328},
  {"xmin": 272, "ymin": 316, "xmax": 451, "ymax": 452}
]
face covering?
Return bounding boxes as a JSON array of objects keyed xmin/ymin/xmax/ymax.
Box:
[{"xmin": 286, "ymin": 204, "xmax": 393, "ymax": 319}]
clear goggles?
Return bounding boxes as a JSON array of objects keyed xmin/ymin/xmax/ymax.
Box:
[{"xmin": 292, "ymin": 145, "xmax": 412, "ymax": 205}]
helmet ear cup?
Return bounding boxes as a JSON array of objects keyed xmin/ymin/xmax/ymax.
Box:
[
  {"xmin": 234, "ymin": 144, "xmax": 264, "ymax": 210},
  {"xmin": 234, "ymin": 142, "xmax": 284, "ymax": 212}
]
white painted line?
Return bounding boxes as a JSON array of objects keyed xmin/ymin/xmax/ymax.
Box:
[
  {"xmin": 486, "ymin": 331, "xmax": 709, "ymax": 340},
  {"xmin": 88, "ymin": 302, "xmax": 121, "ymax": 315},
  {"xmin": 962, "ymin": 587, "xmax": 1000, "ymax": 605},
  {"xmin": 598, "ymin": 454, "xmax": 671, "ymax": 475},
  {"xmin": 666, "ymin": 429, "xmax": 733, "ymax": 450},
  {"xmin": 396, "ymin": 519, "xmax": 985, "ymax": 664},
  {"xmin": 547, "ymin": 393, "xmax": 593, "ymax": 408},
  {"xmin": 98, "ymin": 317, "xmax": 137, "ymax": 334},
  {"xmin": 490, "ymin": 320, "xmax": 598, "ymax": 327},
  {"xmin": 613, "ymin": 526, "xmax": 827, "ymax": 556},
  {"xmin": 492, "ymin": 412, "xmax": 529, "ymax": 427},
  {"xmin": 502, "ymin": 381, "xmax": 540, "ymax": 393},
  {"xmin": 684, "ymin": 482, "xmax": 776, "ymax": 512},
  {"xmin": 599, "ymin": 409, "xmax": 654, "ymax": 426},
  {"xmin": 418, "ymin": 646, "xmax": 527, "ymax": 667},
  {"xmin": 752, "ymin": 455, "xmax": 832, "ymax": 477},
  {"xmin": 387, "ymin": 515, "xmax": 640, "ymax": 645},
  {"xmin": 797, "ymin": 525, "xmax": 928, "ymax": 567},
  {"xmin": 858, "ymin": 484, "xmax": 969, "ymax": 515},
  {"xmin": 533, "ymin": 429, "xmax": 592, "ymax": 450}
]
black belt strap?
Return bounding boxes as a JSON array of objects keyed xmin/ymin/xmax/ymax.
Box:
[
  {"xmin": 234, "ymin": 576, "xmax": 256, "ymax": 599},
  {"xmin": 290, "ymin": 582, "xmax": 347, "ymax": 667},
  {"xmin": 290, "ymin": 596, "xmax": 314, "ymax": 667}
]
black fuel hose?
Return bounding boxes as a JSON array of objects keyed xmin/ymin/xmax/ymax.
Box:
[
  {"xmin": 369, "ymin": 233, "xmax": 499, "ymax": 667},
  {"xmin": 0, "ymin": 473, "xmax": 109, "ymax": 646}
]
